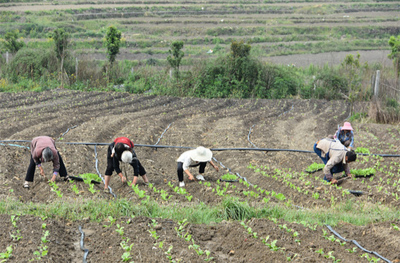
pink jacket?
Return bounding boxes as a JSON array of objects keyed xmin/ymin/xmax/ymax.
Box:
[{"xmin": 30, "ymin": 136, "xmax": 60, "ymax": 172}]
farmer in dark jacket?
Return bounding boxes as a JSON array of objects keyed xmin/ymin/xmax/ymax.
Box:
[
  {"xmin": 334, "ymin": 122, "xmax": 355, "ymax": 150},
  {"xmin": 314, "ymin": 138, "xmax": 357, "ymax": 184},
  {"xmin": 104, "ymin": 137, "xmax": 149, "ymax": 191},
  {"xmin": 24, "ymin": 136, "xmax": 68, "ymax": 188}
]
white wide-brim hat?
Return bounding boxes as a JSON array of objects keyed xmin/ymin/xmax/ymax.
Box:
[{"xmin": 190, "ymin": 146, "xmax": 212, "ymax": 162}]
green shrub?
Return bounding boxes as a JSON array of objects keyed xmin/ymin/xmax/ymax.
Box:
[{"xmin": 7, "ymin": 48, "xmax": 58, "ymax": 82}]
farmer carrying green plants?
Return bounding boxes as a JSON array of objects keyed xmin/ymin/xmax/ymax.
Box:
[
  {"xmin": 104, "ymin": 137, "xmax": 149, "ymax": 191},
  {"xmin": 176, "ymin": 146, "xmax": 219, "ymax": 187},
  {"xmin": 313, "ymin": 138, "xmax": 357, "ymax": 184},
  {"xmin": 23, "ymin": 136, "xmax": 69, "ymax": 189}
]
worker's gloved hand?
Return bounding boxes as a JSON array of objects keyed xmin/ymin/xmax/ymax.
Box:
[{"xmin": 330, "ymin": 179, "xmax": 338, "ymax": 184}]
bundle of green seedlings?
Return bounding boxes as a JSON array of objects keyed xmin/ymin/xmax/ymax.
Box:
[{"xmin": 305, "ymin": 163, "xmax": 325, "ymax": 173}]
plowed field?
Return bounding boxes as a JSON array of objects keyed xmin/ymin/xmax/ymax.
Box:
[{"xmin": 1, "ymin": 90, "xmax": 399, "ymax": 262}]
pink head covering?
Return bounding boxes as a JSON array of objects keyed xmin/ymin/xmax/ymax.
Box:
[{"xmin": 342, "ymin": 122, "xmax": 353, "ymax": 131}]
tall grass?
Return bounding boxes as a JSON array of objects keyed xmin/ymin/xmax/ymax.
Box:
[{"xmin": 0, "ymin": 196, "xmax": 398, "ymax": 226}]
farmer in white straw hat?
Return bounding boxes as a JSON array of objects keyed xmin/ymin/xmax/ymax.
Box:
[{"xmin": 176, "ymin": 146, "xmax": 219, "ymax": 187}]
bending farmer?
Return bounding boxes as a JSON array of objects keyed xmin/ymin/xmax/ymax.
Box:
[
  {"xmin": 24, "ymin": 136, "xmax": 69, "ymax": 188},
  {"xmin": 104, "ymin": 137, "xmax": 149, "ymax": 191},
  {"xmin": 334, "ymin": 122, "xmax": 355, "ymax": 150},
  {"xmin": 314, "ymin": 138, "xmax": 357, "ymax": 184},
  {"xmin": 177, "ymin": 146, "xmax": 219, "ymax": 187}
]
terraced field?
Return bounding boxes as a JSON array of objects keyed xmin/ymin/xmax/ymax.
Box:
[{"xmin": 1, "ymin": 0, "xmax": 398, "ymax": 66}]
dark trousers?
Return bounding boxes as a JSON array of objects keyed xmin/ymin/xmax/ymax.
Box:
[
  {"xmin": 104, "ymin": 158, "xmax": 146, "ymax": 177},
  {"xmin": 177, "ymin": 162, "xmax": 207, "ymax": 182},
  {"xmin": 25, "ymin": 153, "xmax": 67, "ymax": 182},
  {"xmin": 105, "ymin": 144, "xmax": 146, "ymax": 177},
  {"xmin": 314, "ymin": 143, "xmax": 345, "ymax": 181}
]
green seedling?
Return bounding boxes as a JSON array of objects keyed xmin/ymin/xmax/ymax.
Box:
[
  {"xmin": 306, "ymin": 163, "xmax": 325, "ymax": 172},
  {"xmin": 41, "ymin": 231, "xmax": 49, "ymax": 243},
  {"xmin": 121, "ymin": 252, "xmax": 132, "ymax": 262},
  {"xmin": 160, "ymin": 190, "xmax": 171, "ymax": 201},
  {"xmin": 204, "ymin": 250, "xmax": 214, "ymax": 262},
  {"xmin": 184, "ymin": 233, "xmax": 192, "ymax": 242},
  {"xmin": 0, "ymin": 245, "xmax": 13, "ymax": 260},
  {"xmin": 120, "ymin": 239, "xmax": 134, "ymax": 252},
  {"xmin": 116, "ymin": 224, "xmax": 125, "ymax": 236},
  {"xmin": 71, "ymin": 183, "xmax": 80, "ymax": 195},
  {"xmin": 103, "ymin": 216, "xmax": 116, "ymax": 228},
  {"xmin": 221, "ymin": 173, "xmax": 237, "ymax": 181},
  {"xmin": 346, "ymin": 247, "xmax": 357, "ymax": 253},
  {"xmin": 149, "ymin": 229, "xmax": 160, "ymax": 240}
]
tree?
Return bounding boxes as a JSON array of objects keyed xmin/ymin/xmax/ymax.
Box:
[
  {"xmin": 3, "ymin": 30, "xmax": 25, "ymax": 54},
  {"xmin": 104, "ymin": 26, "xmax": 121, "ymax": 65},
  {"xmin": 51, "ymin": 28, "xmax": 70, "ymax": 87},
  {"xmin": 388, "ymin": 35, "xmax": 400, "ymax": 79},
  {"xmin": 167, "ymin": 41, "xmax": 184, "ymax": 79},
  {"xmin": 341, "ymin": 53, "xmax": 362, "ymax": 116}
]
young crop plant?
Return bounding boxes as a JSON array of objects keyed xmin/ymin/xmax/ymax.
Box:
[
  {"xmin": 188, "ymin": 240, "xmax": 213, "ymax": 261},
  {"xmin": 70, "ymin": 182, "xmax": 80, "ymax": 195},
  {"xmin": 10, "ymin": 215, "xmax": 22, "ymax": 242},
  {"xmin": 346, "ymin": 247, "xmax": 357, "ymax": 253},
  {"xmin": 103, "ymin": 216, "xmax": 116, "ymax": 228},
  {"xmin": 324, "ymin": 251, "xmax": 341, "ymax": 262},
  {"xmin": 312, "ymin": 192, "xmax": 320, "ymax": 200},
  {"xmin": 355, "ymin": 147, "xmax": 371, "ymax": 155},
  {"xmin": 32, "ymin": 226, "xmax": 49, "ymax": 261},
  {"xmin": 132, "ymin": 184, "xmax": 149, "ymax": 201},
  {"xmin": 0, "ymin": 245, "xmax": 13, "ymax": 261},
  {"xmin": 262, "ymin": 236, "xmax": 282, "ymax": 252},
  {"xmin": 49, "ymin": 181, "xmax": 63, "ymax": 198},
  {"xmin": 175, "ymin": 219, "xmax": 188, "ymax": 238},
  {"xmin": 305, "ymin": 163, "xmax": 325, "ymax": 173},
  {"xmin": 148, "ymin": 219, "xmax": 160, "ymax": 242},
  {"xmin": 120, "ymin": 238, "xmax": 134, "ymax": 262},
  {"xmin": 361, "ymin": 253, "xmax": 380, "ymax": 263},
  {"xmin": 221, "ymin": 173, "xmax": 238, "ymax": 181},
  {"xmin": 350, "ymin": 168, "xmax": 376, "ymax": 177},
  {"xmin": 160, "ymin": 189, "xmax": 172, "ymax": 201},
  {"xmin": 116, "ymin": 224, "xmax": 125, "ymax": 236}
]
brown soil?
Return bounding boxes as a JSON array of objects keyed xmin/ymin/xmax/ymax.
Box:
[{"xmin": 1, "ymin": 90, "xmax": 400, "ymax": 262}]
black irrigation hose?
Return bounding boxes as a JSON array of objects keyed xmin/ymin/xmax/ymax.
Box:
[
  {"xmin": 0, "ymin": 142, "xmax": 29, "ymax": 149},
  {"xmin": 278, "ymin": 104, "xmax": 294, "ymax": 117},
  {"xmin": 154, "ymin": 122, "xmax": 173, "ymax": 146},
  {"xmin": 247, "ymin": 125, "xmax": 258, "ymax": 148},
  {"xmin": 2, "ymin": 140, "xmax": 400, "ymax": 157},
  {"xmin": 78, "ymin": 226, "xmax": 89, "ymax": 263},
  {"xmin": 94, "ymin": 145, "xmax": 116, "ymax": 198},
  {"xmin": 57, "ymin": 125, "xmax": 78, "ymax": 140},
  {"xmin": 325, "ymin": 225, "xmax": 392, "ymax": 263}
]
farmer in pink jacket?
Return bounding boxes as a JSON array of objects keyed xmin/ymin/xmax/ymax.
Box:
[{"xmin": 24, "ymin": 136, "xmax": 69, "ymax": 188}]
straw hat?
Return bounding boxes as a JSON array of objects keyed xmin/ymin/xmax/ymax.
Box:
[
  {"xmin": 190, "ymin": 146, "xmax": 212, "ymax": 162},
  {"xmin": 121, "ymin": 150, "xmax": 133, "ymax": 163},
  {"xmin": 342, "ymin": 122, "xmax": 353, "ymax": 131}
]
